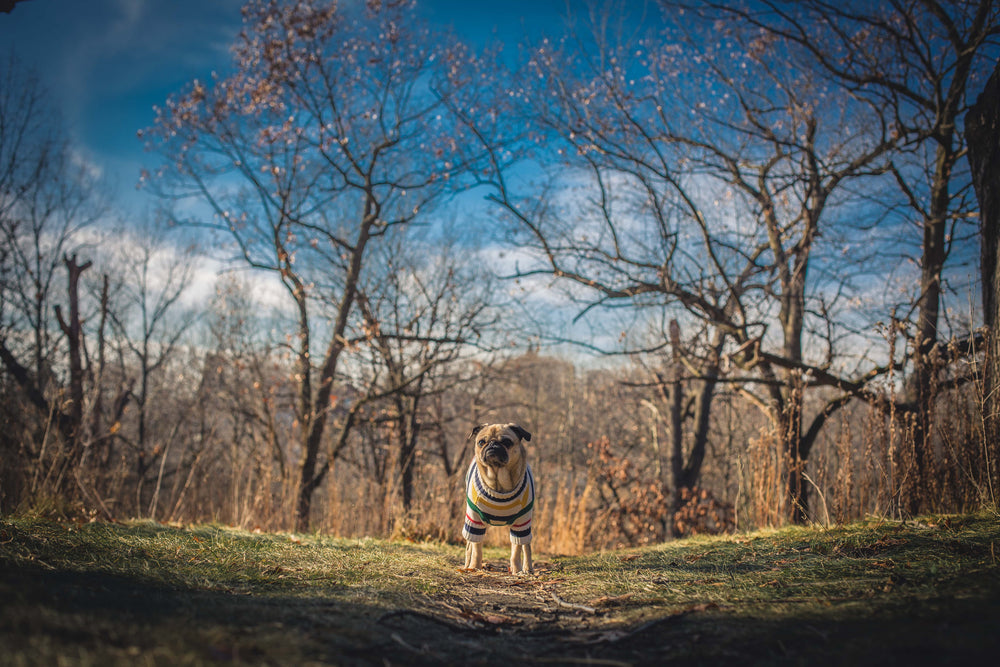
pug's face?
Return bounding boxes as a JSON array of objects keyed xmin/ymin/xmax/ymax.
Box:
[{"xmin": 469, "ymin": 423, "xmax": 532, "ymax": 471}]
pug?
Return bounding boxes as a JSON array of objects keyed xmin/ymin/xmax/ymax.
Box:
[{"xmin": 462, "ymin": 423, "xmax": 535, "ymax": 575}]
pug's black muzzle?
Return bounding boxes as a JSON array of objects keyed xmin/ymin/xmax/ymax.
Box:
[{"xmin": 482, "ymin": 441, "xmax": 509, "ymax": 466}]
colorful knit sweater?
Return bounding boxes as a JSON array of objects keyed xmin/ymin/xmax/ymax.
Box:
[{"xmin": 463, "ymin": 460, "xmax": 534, "ymax": 545}]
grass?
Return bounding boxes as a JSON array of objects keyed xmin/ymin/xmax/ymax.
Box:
[{"xmin": 1, "ymin": 513, "xmax": 999, "ymax": 665}]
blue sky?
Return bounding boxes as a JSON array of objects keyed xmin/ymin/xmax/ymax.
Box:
[
  {"xmin": 2, "ymin": 0, "xmax": 575, "ymax": 213},
  {"xmin": 1, "ymin": 0, "xmax": 984, "ymax": 359}
]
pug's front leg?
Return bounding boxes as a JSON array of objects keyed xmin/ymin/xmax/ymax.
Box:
[
  {"xmin": 510, "ymin": 543, "xmax": 534, "ymax": 575},
  {"xmin": 509, "ymin": 542, "xmax": 521, "ymax": 574},
  {"xmin": 521, "ymin": 544, "xmax": 533, "ymax": 575},
  {"xmin": 465, "ymin": 541, "xmax": 483, "ymax": 570}
]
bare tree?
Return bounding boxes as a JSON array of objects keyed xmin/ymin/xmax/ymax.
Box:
[
  {"xmin": 102, "ymin": 220, "xmax": 197, "ymax": 514},
  {"xmin": 0, "ymin": 57, "xmax": 107, "ymax": 500},
  {"xmin": 637, "ymin": 319, "xmax": 726, "ymax": 535},
  {"xmin": 460, "ymin": 2, "xmax": 903, "ymax": 522},
  {"xmin": 0, "ymin": 58, "xmax": 101, "ymax": 385},
  {"xmin": 144, "ymin": 0, "xmax": 490, "ymax": 530},
  {"xmin": 682, "ymin": 0, "xmax": 1000, "ymax": 512},
  {"xmin": 177, "ymin": 276, "xmax": 301, "ymax": 527},
  {"xmin": 351, "ymin": 231, "xmax": 497, "ymax": 512}
]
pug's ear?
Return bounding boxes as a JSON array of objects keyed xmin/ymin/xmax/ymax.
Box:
[
  {"xmin": 509, "ymin": 424, "xmax": 532, "ymax": 442},
  {"xmin": 468, "ymin": 424, "xmax": 488, "ymax": 440}
]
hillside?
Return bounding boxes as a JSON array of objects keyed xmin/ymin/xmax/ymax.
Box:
[{"xmin": 1, "ymin": 513, "xmax": 999, "ymax": 665}]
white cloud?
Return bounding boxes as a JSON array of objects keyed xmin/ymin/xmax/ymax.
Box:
[{"xmin": 74, "ymin": 222, "xmax": 289, "ymax": 319}]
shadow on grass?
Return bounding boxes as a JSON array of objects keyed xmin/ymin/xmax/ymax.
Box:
[
  {"xmin": 1, "ymin": 563, "xmax": 388, "ymax": 665},
  {"xmin": 7, "ymin": 561, "xmax": 998, "ymax": 666},
  {"xmin": 572, "ymin": 594, "xmax": 1000, "ymax": 667}
]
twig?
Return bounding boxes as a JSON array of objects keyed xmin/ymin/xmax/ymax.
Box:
[{"xmin": 551, "ymin": 592, "xmax": 596, "ymax": 614}]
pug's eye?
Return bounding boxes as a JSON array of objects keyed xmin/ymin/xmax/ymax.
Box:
[
  {"xmin": 500, "ymin": 438, "xmax": 512, "ymax": 448},
  {"xmin": 478, "ymin": 439, "xmax": 487, "ymax": 447}
]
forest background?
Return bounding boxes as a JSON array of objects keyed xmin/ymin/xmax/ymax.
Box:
[{"xmin": 2, "ymin": 0, "xmax": 998, "ymax": 554}]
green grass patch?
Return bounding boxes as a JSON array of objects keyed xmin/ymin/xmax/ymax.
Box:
[{"xmin": 2, "ymin": 514, "xmax": 998, "ymax": 665}]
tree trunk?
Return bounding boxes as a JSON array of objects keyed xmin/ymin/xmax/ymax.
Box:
[
  {"xmin": 295, "ymin": 209, "xmax": 375, "ymax": 533},
  {"xmin": 399, "ymin": 406, "xmax": 420, "ymax": 512},
  {"xmin": 54, "ymin": 254, "xmax": 92, "ymax": 460},
  {"xmin": 966, "ymin": 61, "xmax": 1000, "ymax": 495},
  {"xmin": 908, "ymin": 31, "xmax": 979, "ymax": 512},
  {"xmin": 88, "ymin": 275, "xmax": 109, "ymax": 454},
  {"xmin": 681, "ymin": 331, "xmax": 724, "ymax": 493},
  {"xmin": 781, "ymin": 263, "xmax": 809, "ymax": 524},
  {"xmin": 664, "ymin": 321, "xmax": 723, "ymax": 537},
  {"xmin": 911, "ymin": 174, "xmax": 949, "ymax": 513},
  {"xmin": 783, "ymin": 372, "xmax": 808, "ymax": 524},
  {"xmin": 667, "ymin": 319, "xmax": 685, "ymax": 530}
]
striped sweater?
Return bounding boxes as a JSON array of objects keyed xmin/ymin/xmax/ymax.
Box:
[{"xmin": 463, "ymin": 460, "xmax": 534, "ymax": 545}]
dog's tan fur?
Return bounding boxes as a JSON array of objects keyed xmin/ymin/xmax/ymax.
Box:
[{"xmin": 463, "ymin": 423, "xmax": 534, "ymax": 575}]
